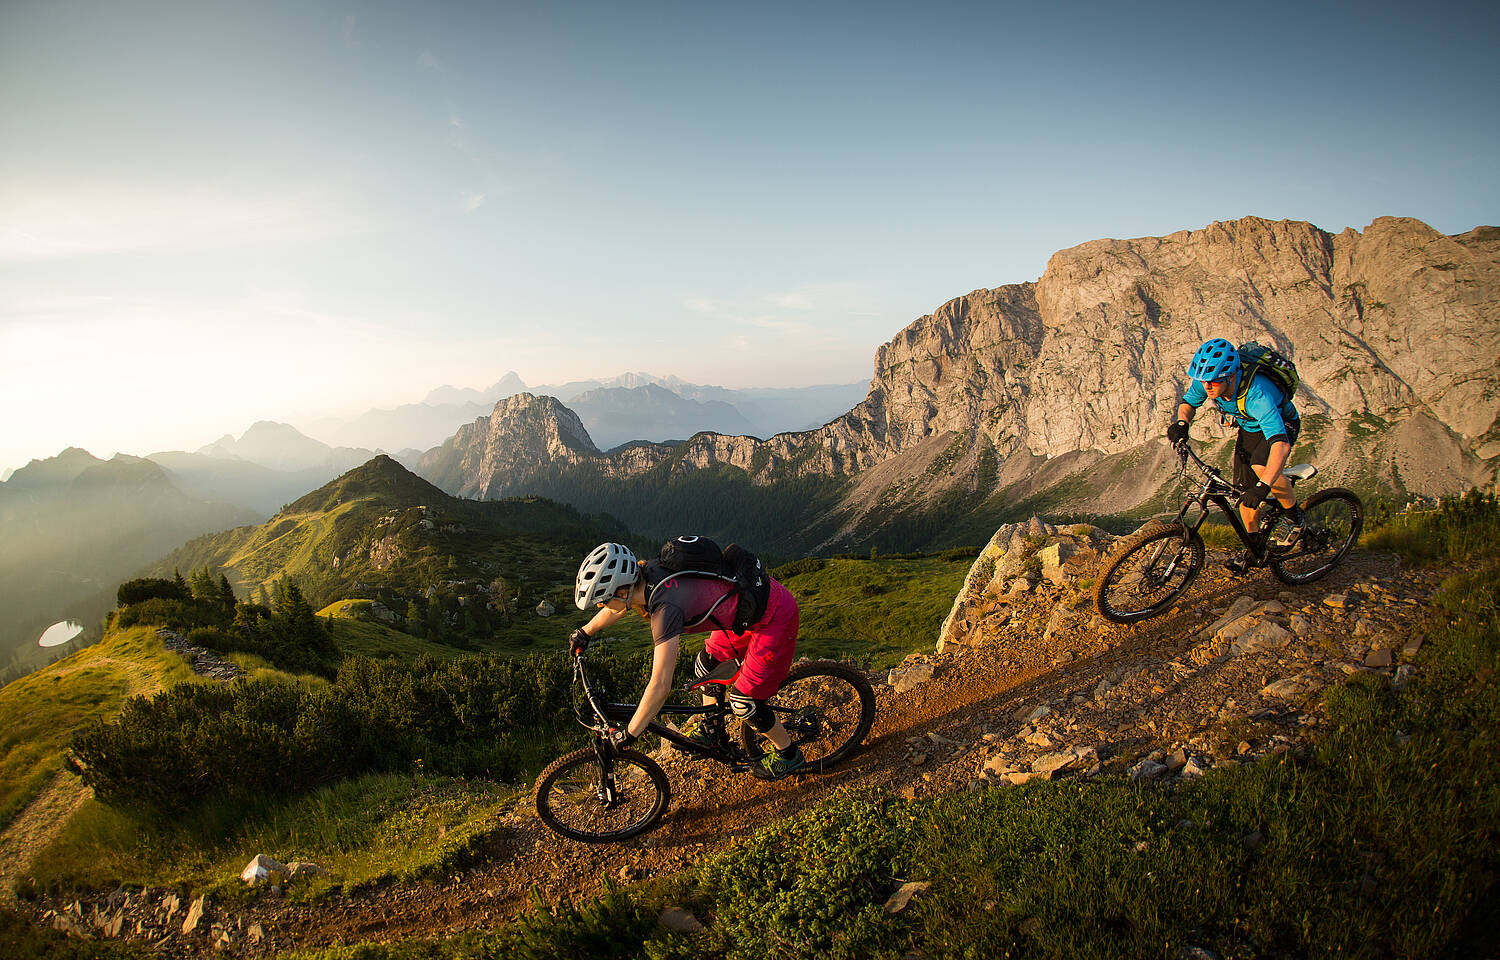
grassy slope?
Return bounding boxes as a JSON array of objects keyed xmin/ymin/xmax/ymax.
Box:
[
  {"xmin": 0, "ymin": 628, "xmax": 199, "ymax": 831},
  {"xmin": 318, "ymin": 603, "xmax": 469, "ymax": 661},
  {"xmin": 776, "ymin": 555, "xmax": 972, "ymax": 667},
  {"xmin": 24, "ymin": 773, "xmax": 518, "ymax": 903}
]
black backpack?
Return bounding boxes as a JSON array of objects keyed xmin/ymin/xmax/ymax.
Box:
[{"xmin": 656, "ymin": 536, "xmax": 772, "ymax": 633}]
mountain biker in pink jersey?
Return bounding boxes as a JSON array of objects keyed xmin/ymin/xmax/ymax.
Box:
[{"xmin": 568, "ymin": 542, "xmax": 806, "ymax": 780}]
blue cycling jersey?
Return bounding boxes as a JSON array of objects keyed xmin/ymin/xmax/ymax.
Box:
[{"xmin": 1182, "ymin": 369, "xmax": 1299, "ymax": 440}]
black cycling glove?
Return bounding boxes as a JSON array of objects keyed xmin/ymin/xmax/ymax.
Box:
[
  {"xmin": 568, "ymin": 628, "xmax": 591, "ymax": 656},
  {"xmin": 607, "ymin": 726, "xmax": 637, "ymax": 749},
  {"xmin": 1166, "ymin": 419, "xmax": 1189, "ymax": 445},
  {"xmin": 1240, "ymin": 480, "xmax": 1272, "ymax": 510}
]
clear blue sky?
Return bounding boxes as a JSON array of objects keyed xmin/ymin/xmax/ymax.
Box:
[{"xmin": 2, "ymin": 0, "xmax": 1496, "ymax": 472}]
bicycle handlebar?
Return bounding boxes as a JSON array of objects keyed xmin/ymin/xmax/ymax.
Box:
[{"xmin": 1174, "ymin": 440, "xmax": 1241, "ymax": 497}]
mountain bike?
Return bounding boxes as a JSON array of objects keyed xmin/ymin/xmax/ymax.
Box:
[
  {"xmin": 1093, "ymin": 442, "xmax": 1363, "ymax": 624},
  {"xmin": 533, "ymin": 644, "xmax": 876, "ymax": 843}
]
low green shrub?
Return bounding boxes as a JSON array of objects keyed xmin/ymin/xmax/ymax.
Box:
[
  {"xmin": 69, "ymin": 649, "xmax": 650, "ymax": 813},
  {"xmin": 772, "ymin": 557, "xmax": 828, "ymax": 578},
  {"xmin": 696, "ymin": 791, "xmax": 914, "ymax": 960},
  {"xmin": 1364, "ymin": 489, "xmax": 1499, "ymax": 565}
]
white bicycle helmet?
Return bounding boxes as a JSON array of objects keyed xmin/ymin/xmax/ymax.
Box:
[{"xmin": 574, "ymin": 542, "xmax": 640, "ymax": 609}]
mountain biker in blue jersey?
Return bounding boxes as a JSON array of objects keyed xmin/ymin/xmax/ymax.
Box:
[{"xmin": 1168, "ymin": 337, "xmax": 1304, "ymax": 572}]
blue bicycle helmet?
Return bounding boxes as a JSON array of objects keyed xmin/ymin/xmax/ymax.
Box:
[{"xmin": 1187, "ymin": 338, "xmax": 1239, "ymax": 383}]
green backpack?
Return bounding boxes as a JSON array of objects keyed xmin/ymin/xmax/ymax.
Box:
[{"xmin": 1235, "ymin": 341, "xmax": 1299, "ymax": 418}]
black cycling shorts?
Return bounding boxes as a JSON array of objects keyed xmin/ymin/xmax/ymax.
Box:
[{"xmin": 1234, "ymin": 419, "xmax": 1301, "ymax": 489}]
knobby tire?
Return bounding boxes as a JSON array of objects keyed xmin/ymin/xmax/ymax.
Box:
[
  {"xmin": 1093, "ymin": 521, "xmax": 1205, "ymax": 624},
  {"xmin": 533, "ymin": 747, "xmax": 670, "ymax": 844},
  {"xmin": 1270, "ymin": 487, "xmax": 1363, "ymax": 585},
  {"xmin": 739, "ymin": 660, "xmax": 876, "ymax": 771}
]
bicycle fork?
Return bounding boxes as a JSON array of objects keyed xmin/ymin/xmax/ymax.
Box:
[{"xmin": 592, "ymin": 738, "xmax": 623, "ymax": 806}]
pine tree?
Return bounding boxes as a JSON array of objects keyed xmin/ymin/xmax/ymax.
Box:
[
  {"xmin": 189, "ymin": 567, "xmax": 217, "ymax": 602},
  {"xmin": 217, "ymin": 574, "xmax": 236, "ymax": 614}
]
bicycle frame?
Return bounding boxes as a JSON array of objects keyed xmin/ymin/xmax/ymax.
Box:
[
  {"xmin": 571, "ymin": 649, "xmax": 759, "ymax": 771},
  {"xmin": 1172, "ymin": 444, "xmax": 1259, "ymax": 546},
  {"xmin": 1170, "ymin": 443, "xmax": 1321, "ymax": 565}
]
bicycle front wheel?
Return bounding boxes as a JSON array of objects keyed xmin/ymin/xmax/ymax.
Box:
[
  {"xmin": 533, "ymin": 747, "xmax": 670, "ymax": 843},
  {"xmin": 1270, "ymin": 487, "xmax": 1363, "ymax": 585},
  {"xmin": 739, "ymin": 660, "xmax": 875, "ymax": 772},
  {"xmin": 1093, "ymin": 521, "xmax": 1204, "ymax": 624}
]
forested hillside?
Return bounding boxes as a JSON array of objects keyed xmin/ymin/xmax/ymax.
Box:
[{"xmin": 151, "ymin": 456, "xmax": 634, "ymax": 650}]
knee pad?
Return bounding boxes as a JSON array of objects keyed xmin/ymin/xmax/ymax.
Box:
[
  {"xmin": 728, "ymin": 689, "xmax": 775, "ymax": 732},
  {"xmin": 694, "ymin": 650, "xmax": 719, "ymax": 680}
]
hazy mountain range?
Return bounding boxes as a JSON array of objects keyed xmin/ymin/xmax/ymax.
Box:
[
  {"xmin": 0, "ymin": 449, "xmax": 258, "ymax": 669},
  {"xmin": 300, "ymin": 374, "xmax": 870, "ymax": 453},
  {"xmin": 0, "ymin": 376, "xmax": 867, "ymax": 662}
]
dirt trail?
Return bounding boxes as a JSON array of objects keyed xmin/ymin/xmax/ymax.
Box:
[
  {"xmin": 21, "ymin": 549, "xmax": 1441, "ymax": 956},
  {"xmin": 0, "ymin": 771, "xmax": 90, "ymax": 907},
  {"xmin": 0, "ymin": 654, "xmax": 163, "ymax": 906}
]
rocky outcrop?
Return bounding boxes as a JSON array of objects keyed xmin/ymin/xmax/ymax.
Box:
[
  {"xmin": 895, "ymin": 517, "xmax": 1438, "ymax": 797},
  {"xmin": 420, "ymin": 217, "xmax": 1499, "ymax": 539}
]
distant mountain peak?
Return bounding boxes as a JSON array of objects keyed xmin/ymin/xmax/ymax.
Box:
[
  {"xmin": 422, "ymin": 372, "xmax": 527, "ymax": 407},
  {"xmin": 197, "ymin": 421, "xmax": 373, "ymax": 474},
  {"xmin": 283, "ymin": 454, "xmax": 451, "ymax": 516},
  {"xmin": 4, "ymin": 447, "xmax": 106, "ymax": 489}
]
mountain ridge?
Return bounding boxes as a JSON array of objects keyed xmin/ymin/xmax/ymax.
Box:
[{"xmin": 415, "ymin": 216, "xmax": 1499, "ymax": 551}]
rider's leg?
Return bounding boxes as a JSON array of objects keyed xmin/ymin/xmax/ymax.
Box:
[
  {"xmin": 730, "ymin": 689, "xmax": 792, "ymax": 749},
  {"xmin": 1242, "ymin": 423, "xmax": 1302, "ymax": 531},
  {"xmin": 727, "ymin": 580, "xmax": 799, "ymax": 751},
  {"xmin": 1233, "ymin": 431, "xmax": 1267, "ymax": 535}
]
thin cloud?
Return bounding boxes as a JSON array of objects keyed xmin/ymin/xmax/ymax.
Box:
[
  {"xmin": 463, "ymin": 192, "xmax": 487, "ymax": 213},
  {"xmin": 418, "ymin": 50, "xmax": 446, "ymax": 73},
  {"xmin": 0, "ymin": 182, "xmax": 367, "ymax": 262}
]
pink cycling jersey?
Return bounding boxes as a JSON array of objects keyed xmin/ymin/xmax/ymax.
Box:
[{"xmin": 643, "ymin": 561, "xmax": 799, "ymax": 700}]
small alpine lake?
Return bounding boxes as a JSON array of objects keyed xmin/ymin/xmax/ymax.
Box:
[{"xmin": 38, "ymin": 620, "xmax": 84, "ymax": 647}]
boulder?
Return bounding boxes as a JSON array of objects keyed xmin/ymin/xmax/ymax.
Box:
[
  {"xmin": 883, "ymin": 881, "xmax": 931, "ymax": 914},
  {"xmin": 1261, "ymin": 672, "xmax": 1324, "ymax": 701},
  {"xmin": 1128, "ymin": 758, "xmax": 1167, "ymax": 782},
  {"xmin": 535, "ymin": 600, "xmax": 556, "ymax": 617},
  {"xmin": 1037, "ymin": 541, "xmax": 1078, "ymax": 584},
  {"xmin": 1204, "ymin": 596, "xmax": 1259, "ymax": 636},
  {"xmin": 241, "ymin": 854, "xmax": 288, "ymax": 885},
  {"xmin": 658, "ymin": 907, "xmax": 706, "ymax": 932},
  {"xmin": 889, "ymin": 662, "xmax": 935, "ymax": 694},
  {"xmin": 1030, "ymin": 751, "xmax": 1075, "ymax": 779},
  {"xmin": 1232, "ymin": 621, "xmax": 1293, "ymax": 656},
  {"xmin": 1215, "ymin": 615, "xmax": 1259, "ymax": 644}
]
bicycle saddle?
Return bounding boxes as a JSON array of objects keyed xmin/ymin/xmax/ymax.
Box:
[
  {"xmin": 1284, "ymin": 463, "xmax": 1317, "ymax": 482},
  {"xmin": 685, "ymin": 657, "xmax": 742, "ymax": 691}
]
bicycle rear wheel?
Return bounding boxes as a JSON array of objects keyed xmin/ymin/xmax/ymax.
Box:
[
  {"xmin": 1270, "ymin": 487, "xmax": 1363, "ymax": 585},
  {"xmin": 739, "ymin": 660, "xmax": 875, "ymax": 772},
  {"xmin": 534, "ymin": 747, "xmax": 670, "ymax": 843},
  {"xmin": 1093, "ymin": 521, "xmax": 1204, "ymax": 624}
]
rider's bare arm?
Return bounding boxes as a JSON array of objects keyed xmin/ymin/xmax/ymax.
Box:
[
  {"xmin": 626, "ymin": 635, "xmax": 680, "ymax": 737},
  {"xmin": 1261, "ymin": 439, "xmax": 1291, "ymax": 480},
  {"xmin": 581, "ymin": 603, "xmax": 627, "ymax": 637},
  {"xmin": 1176, "ymin": 401, "xmax": 1197, "ymax": 424}
]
